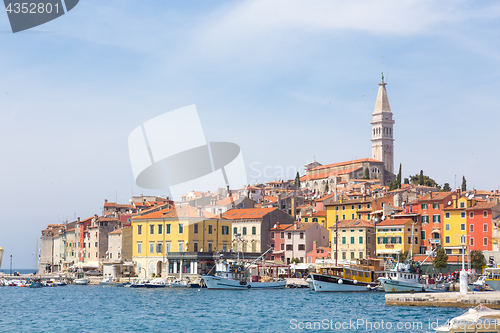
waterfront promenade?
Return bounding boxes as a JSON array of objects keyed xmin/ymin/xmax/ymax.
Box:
[{"xmin": 386, "ymin": 291, "xmax": 500, "ymax": 308}]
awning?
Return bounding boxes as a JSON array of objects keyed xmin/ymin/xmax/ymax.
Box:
[
  {"xmin": 377, "ymin": 249, "xmax": 402, "ymax": 254},
  {"xmin": 431, "ymin": 229, "xmax": 441, "ymax": 234},
  {"xmin": 75, "ymin": 262, "xmax": 100, "ymax": 269}
]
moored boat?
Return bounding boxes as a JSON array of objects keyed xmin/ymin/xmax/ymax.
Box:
[
  {"xmin": 99, "ymin": 277, "xmax": 116, "ymax": 286},
  {"xmin": 435, "ymin": 304, "xmax": 500, "ymax": 332},
  {"xmin": 145, "ymin": 278, "xmax": 169, "ymax": 288},
  {"xmin": 378, "ymin": 261, "xmax": 446, "ymax": 293},
  {"xmin": 484, "ymin": 267, "xmax": 500, "ymax": 291}
]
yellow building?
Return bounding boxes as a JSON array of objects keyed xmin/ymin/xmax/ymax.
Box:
[
  {"xmin": 301, "ymin": 210, "xmax": 327, "ymax": 229},
  {"xmin": 325, "ymin": 197, "xmax": 374, "ymax": 231},
  {"xmin": 330, "ymin": 219, "xmax": 375, "ymax": 261},
  {"xmin": 376, "ymin": 218, "xmax": 420, "ymax": 259},
  {"xmin": 443, "ymin": 195, "xmax": 476, "ymax": 255},
  {"xmin": 132, "ymin": 206, "xmax": 232, "ymax": 278}
]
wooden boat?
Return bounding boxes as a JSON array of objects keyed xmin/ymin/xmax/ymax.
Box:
[{"xmin": 435, "ymin": 304, "xmax": 500, "ymax": 332}]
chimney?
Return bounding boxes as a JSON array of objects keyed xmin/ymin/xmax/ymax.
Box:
[
  {"xmin": 77, "ymin": 217, "xmax": 80, "ymax": 222},
  {"xmin": 294, "ymin": 221, "xmax": 298, "ymax": 230},
  {"xmin": 197, "ymin": 207, "xmax": 202, "ymax": 217},
  {"xmin": 105, "ymin": 199, "xmax": 108, "ymax": 203},
  {"xmin": 457, "ymin": 188, "xmax": 461, "ymax": 198},
  {"xmin": 429, "ymin": 192, "xmax": 432, "ymax": 199},
  {"xmin": 276, "ymin": 222, "xmax": 280, "ymax": 229},
  {"xmin": 474, "ymin": 189, "xmax": 477, "ymax": 195}
]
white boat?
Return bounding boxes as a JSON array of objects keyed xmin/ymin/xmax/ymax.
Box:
[
  {"xmin": 203, "ymin": 249, "xmax": 286, "ymax": 290},
  {"xmin": 145, "ymin": 278, "xmax": 169, "ymax": 288},
  {"xmin": 485, "ymin": 267, "xmax": 500, "ymax": 291},
  {"xmin": 378, "ymin": 261, "xmax": 445, "ymax": 293},
  {"xmin": 169, "ymin": 279, "xmax": 189, "ymax": 288},
  {"xmin": 74, "ymin": 270, "xmax": 88, "ymax": 285},
  {"xmin": 99, "ymin": 277, "xmax": 116, "ymax": 286},
  {"xmin": 435, "ymin": 304, "xmax": 500, "ymax": 332}
]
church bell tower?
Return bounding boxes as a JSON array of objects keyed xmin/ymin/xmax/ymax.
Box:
[{"xmin": 370, "ymin": 73, "xmax": 395, "ymax": 174}]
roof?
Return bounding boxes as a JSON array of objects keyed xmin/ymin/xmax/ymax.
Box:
[
  {"xmin": 109, "ymin": 228, "xmax": 123, "ymax": 235},
  {"xmin": 467, "ymin": 201, "xmax": 500, "ymax": 211},
  {"xmin": 135, "ymin": 206, "xmax": 217, "ymax": 219},
  {"xmin": 289, "ymin": 222, "xmax": 319, "ymax": 231},
  {"xmin": 416, "ymin": 192, "xmax": 453, "ymax": 202},
  {"xmin": 306, "ymin": 246, "xmax": 332, "ymax": 255},
  {"xmin": 223, "ymin": 207, "xmax": 278, "ymax": 220},
  {"xmin": 325, "ymin": 197, "xmax": 374, "ymax": 206},
  {"xmin": 300, "ymin": 167, "xmax": 362, "ymax": 182},
  {"xmin": 309, "ymin": 158, "xmax": 383, "ymax": 172},
  {"xmin": 331, "ymin": 219, "xmax": 374, "ymax": 229},
  {"xmin": 270, "ymin": 223, "xmax": 293, "ymax": 231},
  {"xmin": 376, "ymin": 218, "xmax": 414, "ymax": 227}
]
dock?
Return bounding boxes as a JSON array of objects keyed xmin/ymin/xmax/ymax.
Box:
[{"xmin": 386, "ymin": 291, "xmax": 500, "ymax": 308}]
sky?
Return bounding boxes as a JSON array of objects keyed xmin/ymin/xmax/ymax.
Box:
[{"xmin": 1, "ymin": 0, "xmax": 500, "ymax": 268}]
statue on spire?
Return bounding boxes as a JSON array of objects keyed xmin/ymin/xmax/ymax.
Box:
[{"xmin": 381, "ymin": 72, "xmax": 384, "ymax": 83}]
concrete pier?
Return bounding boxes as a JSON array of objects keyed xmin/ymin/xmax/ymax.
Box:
[{"xmin": 386, "ymin": 291, "xmax": 500, "ymax": 308}]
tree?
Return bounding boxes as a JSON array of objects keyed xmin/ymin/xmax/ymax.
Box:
[
  {"xmin": 461, "ymin": 176, "xmax": 467, "ymax": 192},
  {"xmin": 390, "ymin": 164, "xmax": 403, "ymax": 191},
  {"xmin": 470, "ymin": 250, "xmax": 485, "ymax": 271},
  {"xmin": 295, "ymin": 172, "xmax": 301, "ymax": 189},
  {"xmin": 408, "ymin": 171, "xmax": 440, "ymax": 188},
  {"xmin": 442, "ymin": 183, "xmax": 451, "ymax": 192},
  {"xmin": 419, "ymin": 170, "xmax": 424, "ymax": 185},
  {"xmin": 325, "ymin": 182, "xmax": 329, "ymax": 193},
  {"xmin": 362, "ymin": 167, "xmax": 370, "ymax": 180},
  {"xmin": 404, "ymin": 178, "xmax": 409, "ymax": 184},
  {"xmin": 398, "ymin": 251, "xmax": 409, "ymax": 263},
  {"xmin": 433, "ymin": 249, "xmax": 448, "ymax": 269},
  {"xmin": 290, "ymin": 257, "xmax": 301, "ymax": 264}
]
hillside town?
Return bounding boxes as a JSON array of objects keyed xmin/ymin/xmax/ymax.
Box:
[{"xmin": 37, "ymin": 78, "xmax": 500, "ymax": 281}]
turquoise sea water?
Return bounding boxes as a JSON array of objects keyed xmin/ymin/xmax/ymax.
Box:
[{"xmin": 0, "ymin": 286, "xmax": 465, "ymax": 332}]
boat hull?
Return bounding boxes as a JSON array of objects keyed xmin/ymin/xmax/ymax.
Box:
[
  {"xmin": 486, "ymin": 279, "xmax": 500, "ymax": 291},
  {"xmin": 378, "ymin": 278, "xmax": 442, "ymax": 293},
  {"xmin": 202, "ymin": 275, "xmax": 286, "ymax": 290},
  {"xmin": 310, "ymin": 273, "xmax": 372, "ymax": 292},
  {"xmin": 74, "ymin": 279, "xmax": 88, "ymax": 285}
]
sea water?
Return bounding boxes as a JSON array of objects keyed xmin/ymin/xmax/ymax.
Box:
[{"xmin": 0, "ymin": 286, "xmax": 464, "ymax": 332}]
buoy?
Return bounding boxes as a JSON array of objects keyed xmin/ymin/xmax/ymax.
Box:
[
  {"xmin": 338, "ymin": 279, "xmax": 343, "ymax": 284},
  {"xmin": 353, "ymin": 280, "xmax": 358, "ymax": 284}
]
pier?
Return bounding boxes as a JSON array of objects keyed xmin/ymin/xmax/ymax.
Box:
[{"xmin": 386, "ymin": 291, "xmax": 500, "ymax": 308}]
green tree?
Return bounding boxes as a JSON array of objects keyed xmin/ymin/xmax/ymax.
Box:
[
  {"xmin": 470, "ymin": 250, "xmax": 485, "ymax": 271},
  {"xmin": 419, "ymin": 170, "xmax": 424, "ymax": 185},
  {"xmin": 408, "ymin": 171, "xmax": 440, "ymax": 188},
  {"xmin": 433, "ymin": 249, "xmax": 448, "ymax": 269},
  {"xmin": 390, "ymin": 164, "xmax": 403, "ymax": 191},
  {"xmin": 295, "ymin": 172, "xmax": 301, "ymax": 189},
  {"xmin": 442, "ymin": 183, "xmax": 451, "ymax": 192},
  {"xmin": 404, "ymin": 178, "xmax": 409, "ymax": 184},
  {"xmin": 291, "ymin": 257, "xmax": 301, "ymax": 264},
  {"xmin": 398, "ymin": 251, "xmax": 409, "ymax": 263},
  {"xmin": 461, "ymin": 176, "xmax": 467, "ymax": 192},
  {"xmin": 362, "ymin": 168, "xmax": 370, "ymax": 180},
  {"xmin": 325, "ymin": 182, "xmax": 329, "ymax": 193}
]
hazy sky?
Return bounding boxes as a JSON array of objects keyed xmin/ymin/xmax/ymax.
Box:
[{"xmin": 1, "ymin": 0, "xmax": 500, "ymax": 268}]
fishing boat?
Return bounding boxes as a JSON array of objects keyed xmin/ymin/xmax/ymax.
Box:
[
  {"xmin": 203, "ymin": 249, "xmax": 286, "ymax": 290},
  {"xmin": 144, "ymin": 278, "xmax": 169, "ymax": 288},
  {"xmin": 74, "ymin": 270, "xmax": 88, "ymax": 285},
  {"xmin": 435, "ymin": 304, "xmax": 500, "ymax": 332},
  {"xmin": 484, "ymin": 267, "xmax": 500, "ymax": 291},
  {"xmin": 378, "ymin": 260, "xmax": 446, "ymax": 293},
  {"xmin": 310, "ymin": 259, "xmax": 385, "ymax": 292}
]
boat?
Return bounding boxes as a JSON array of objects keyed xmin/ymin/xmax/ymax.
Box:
[
  {"xmin": 144, "ymin": 278, "xmax": 169, "ymax": 288},
  {"xmin": 435, "ymin": 304, "xmax": 500, "ymax": 332},
  {"xmin": 74, "ymin": 270, "xmax": 88, "ymax": 285},
  {"xmin": 203, "ymin": 249, "xmax": 287, "ymax": 290},
  {"xmin": 378, "ymin": 260, "xmax": 446, "ymax": 293},
  {"xmin": 484, "ymin": 267, "xmax": 500, "ymax": 291},
  {"xmin": 125, "ymin": 279, "xmax": 147, "ymax": 288},
  {"xmin": 188, "ymin": 277, "xmax": 206, "ymax": 288},
  {"xmin": 310, "ymin": 259, "xmax": 385, "ymax": 292},
  {"xmin": 169, "ymin": 279, "xmax": 189, "ymax": 288},
  {"xmin": 27, "ymin": 277, "xmax": 43, "ymax": 288},
  {"xmin": 99, "ymin": 277, "xmax": 116, "ymax": 286}
]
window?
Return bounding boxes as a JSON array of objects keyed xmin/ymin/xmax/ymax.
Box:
[
  {"xmin": 208, "ymin": 242, "xmax": 213, "ymax": 252},
  {"xmin": 342, "ymin": 252, "xmax": 346, "ymax": 260},
  {"xmin": 351, "ymin": 214, "xmax": 355, "ymax": 219},
  {"xmin": 432, "ymin": 215, "xmax": 440, "ymax": 223},
  {"xmin": 304, "ymin": 217, "xmax": 308, "ymax": 222},
  {"xmin": 461, "ymin": 235, "xmax": 466, "ymax": 244},
  {"xmin": 421, "ymin": 204, "xmax": 427, "ymax": 210},
  {"xmin": 194, "ymin": 224, "xmax": 198, "ymax": 234},
  {"xmin": 193, "ymin": 242, "xmax": 198, "ymax": 252},
  {"xmin": 95, "ymin": 242, "xmax": 98, "ymax": 247},
  {"xmin": 470, "ymin": 238, "xmax": 474, "ymax": 246},
  {"xmin": 243, "ymin": 227, "xmax": 247, "ymax": 235},
  {"xmin": 421, "ymin": 231, "xmax": 425, "ymax": 240},
  {"xmin": 445, "ymin": 249, "xmax": 452, "ymax": 254},
  {"xmin": 251, "ymin": 242, "xmax": 256, "ymax": 252},
  {"xmin": 271, "ymin": 232, "xmax": 275, "ymax": 239},
  {"xmin": 460, "ymin": 202, "xmax": 465, "ymax": 208},
  {"xmin": 359, "ymin": 237, "xmax": 363, "ymax": 244},
  {"xmin": 358, "ymin": 204, "xmax": 362, "ymax": 210},
  {"xmin": 280, "ymin": 244, "xmax": 284, "ymax": 251},
  {"xmin": 286, "ymin": 245, "xmax": 293, "ymax": 251},
  {"xmin": 351, "ymin": 205, "xmax": 354, "ymax": 210},
  {"xmin": 252, "ymin": 226, "xmax": 256, "ymax": 235},
  {"xmin": 367, "ymin": 203, "xmax": 371, "ymax": 209},
  {"xmin": 470, "ymin": 224, "xmax": 474, "ymax": 232},
  {"xmin": 350, "ymin": 237, "xmax": 355, "ymax": 244},
  {"xmin": 460, "ymin": 224, "xmax": 465, "ymax": 231},
  {"xmin": 158, "ymin": 224, "xmax": 163, "ymax": 235},
  {"xmin": 166, "ymin": 224, "xmax": 171, "ymax": 234},
  {"xmin": 149, "ymin": 242, "xmax": 154, "ymax": 254},
  {"xmin": 422, "ymin": 215, "xmax": 429, "ymax": 223},
  {"xmin": 234, "ymin": 227, "xmax": 237, "ymax": 235},
  {"xmin": 156, "ymin": 242, "xmax": 162, "ymax": 253},
  {"xmin": 484, "ymin": 211, "xmax": 488, "ymax": 218},
  {"xmin": 137, "ymin": 225, "xmax": 142, "ymax": 235},
  {"xmin": 358, "ymin": 214, "xmax": 361, "ymax": 219},
  {"xmin": 484, "ymin": 237, "xmax": 488, "ymax": 246},
  {"xmin": 280, "ymin": 232, "xmax": 284, "ymax": 239},
  {"xmin": 445, "ymin": 212, "xmax": 450, "ymax": 219},
  {"xmin": 150, "ymin": 225, "xmax": 154, "ymax": 235},
  {"xmin": 469, "ymin": 212, "xmax": 474, "ymax": 219},
  {"xmin": 342, "ymin": 237, "xmax": 346, "ymax": 244},
  {"xmin": 445, "ymin": 236, "xmax": 450, "ymax": 244},
  {"xmin": 359, "ymin": 252, "xmax": 363, "ymax": 259},
  {"xmin": 342, "ymin": 215, "xmax": 345, "ymax": 220},
  {"xmin": 415, "ymin": 237, "xmax": 418, "ymax": 244},
  {"xmin": 433, "ymin": 203, "xmax": 439, "ymax": 209},
  {"xmin": 287, "ymin": 233, "xmax": 291, "ymax": 239},
  {"xmin": 137, "ymin": 242, "xmax": 142, "ymax": 254},
  {"xmin": 342, "ymin": 205, "xmax": 345, "ymax": 210},
  {"xmin": 350, "ymin": 252, "xmax": 355, "ymax": 259},
  {"xmin": 461, "ymin": 212, "xmax": 466, "ymax": 218},
  {"xmin": 300, "ymin": 232, "xmax": 304, "ymax": 239},
  {"xmin": 178, "ymin": 241, "xmax": 184, "ymax": 252},
  {"xmin": 166, "ymin": 242, "xmax": 171, "ymax": 253},
  {"xmin": 333, "ymin": 237, "xmax": 337, "ymax": 244},
  {"xmin": 208, "ymin": 225, "xmax": 213, "ymax": 235},
  {"xmin": 298, "ymin": 244, "xmax": 305, "ymax": 251},
  {"xmin": 408, "ymin": 236, "xmax": 411, "ymax": 244},
  {"xmin": 484, "ymin": 224, "xmax": 488, "ymax": 232},
  {"xmin": 179, "ymin": 224, "xmax": 183, "ymax": 234}
]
